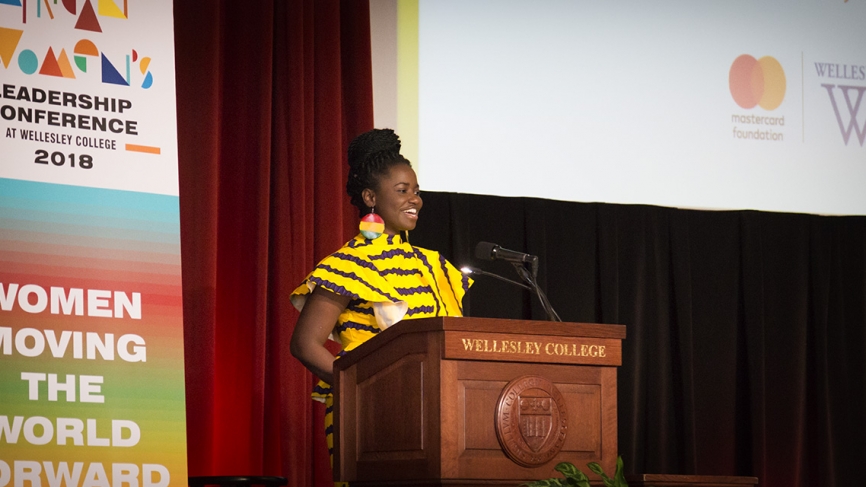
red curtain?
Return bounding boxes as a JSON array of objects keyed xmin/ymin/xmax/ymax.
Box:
[{"xmin": 173, "ymin": 2, "xmax": 372, "ymax": 485}]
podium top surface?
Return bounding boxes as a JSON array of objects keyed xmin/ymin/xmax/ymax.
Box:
[
  {"xmin": 334, "ymin": 316, "xmax": 626, "ymax": 371},
  {"xmin": 393, "ymin": 316, "xmax": 626, "ymax": 337}
]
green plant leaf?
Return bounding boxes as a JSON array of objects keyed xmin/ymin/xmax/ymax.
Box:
[
  {"xmin": 526, "ymin": 454, "xmax": 628, "ymax": 487},
  {"xmin": 522, "ymin": 479, "xmax": 563, "ymax": 487},
  {"xmin": 614, "ymin": 456, "xmax": 629, "ymax": 487},
  {"xmin": 573, "ymin": 471, "xmax": 591, "ymax": 487},
  {"xmin": 555, "ymin": 462, "xmax": 581, "ymax": 478},
  {"xmin": 587, "ymin": 462, "xmax": 614, "ymax": 487},
  {"xmin": 563, "ymin": 477, "xmax": 591, "ymax": 487},
  {"xmin": 586, "ymin": 462, "xmax": 605, "ymax": 476}
]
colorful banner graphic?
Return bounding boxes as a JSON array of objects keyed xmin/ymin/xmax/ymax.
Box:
[
  {"xmin": 0, "ymin": 0, "xmax": 178, "ymax": 195},
  {"xmin": 0, "ymin": 1, "xmax": 186, "ymax": 487}
]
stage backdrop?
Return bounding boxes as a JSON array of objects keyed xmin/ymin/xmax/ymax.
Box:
[
  {"xmin": 410, "ymin": 190, "xmax": 866, "ymax": 487},
  {"xmin": 0, "ymin": 2, "xmax": 187, "ymax": 487},
  {"xmin": 372, "ymin": 0, "xmax": 866, "ymax": 215}
]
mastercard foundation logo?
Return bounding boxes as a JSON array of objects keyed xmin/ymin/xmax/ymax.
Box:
[{"xmin": 729, "ymin": 55, "xmax": 786, "ymax": 110}]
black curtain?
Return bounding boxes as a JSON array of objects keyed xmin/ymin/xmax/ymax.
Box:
[{"xmin": 411, "ymin": 191, "xmax": 866, "ymax": 487}]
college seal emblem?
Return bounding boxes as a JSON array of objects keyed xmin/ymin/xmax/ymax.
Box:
[{"xmin": 494, "ymin": 375, "xmax": 568, "ymax": 467}]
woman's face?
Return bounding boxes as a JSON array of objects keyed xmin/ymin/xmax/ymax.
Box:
[{"xmin": 363, "ymin": 164, "xmax": 423, "ymax": 235}]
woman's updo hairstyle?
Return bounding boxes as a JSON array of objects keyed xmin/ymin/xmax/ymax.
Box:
[{"xmin": 346, "ymin": 128, "xmax": 412, "ymax": 216}]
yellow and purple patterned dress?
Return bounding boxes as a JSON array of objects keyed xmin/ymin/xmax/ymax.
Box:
[{"xmin": 290, "ymin": 232, "xmax": 472, "ymax": 462}]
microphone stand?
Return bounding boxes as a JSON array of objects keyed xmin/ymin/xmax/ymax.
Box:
[
  {"xmin": 468, "ymin": 241, "xmax": 562, "ymax": 322},
  {"xmin": 461, "ymin": 266, "xmax": 533, "ymax": 291},
  {"xmin": 511, "ymin": 261, "xmax": 562, "ymax": 322}
]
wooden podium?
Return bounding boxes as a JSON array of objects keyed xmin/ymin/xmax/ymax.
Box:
[{"xmin": 332, "ymin": 317, "xmax": 626, "ymax": 486}]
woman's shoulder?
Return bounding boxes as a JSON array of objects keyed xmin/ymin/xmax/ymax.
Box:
[
  {"xmin": 312, "ymin": 234, "xmax": 405, "ymax": 268},
  {"xmin": 318, "ymin": 234, "xmax": 450, "ymax": 265},
  {"xmin": 407, "ymin": 242, "xmax": 438, "ymax": 253}
]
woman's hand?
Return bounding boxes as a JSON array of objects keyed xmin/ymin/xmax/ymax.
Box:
[{"xmin": 290, "ymin": 286, "xmax": 351, "ymax": 385}]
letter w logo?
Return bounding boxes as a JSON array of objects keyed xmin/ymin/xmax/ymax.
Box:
[{"xmin": 821, "ymin": 84, "xmax": 866, "ymax": 146}]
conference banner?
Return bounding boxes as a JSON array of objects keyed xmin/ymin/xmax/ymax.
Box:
[{"xmin": 0, "ymin": 2, "xmax": 187, "ymax": 487}]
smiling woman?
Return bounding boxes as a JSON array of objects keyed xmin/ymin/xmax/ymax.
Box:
[{"xmin": 288, "ymin": 129, "xmax": 472, "ymax": 476}]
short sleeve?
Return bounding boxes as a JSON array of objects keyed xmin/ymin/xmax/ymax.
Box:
[{"xmin": 290, "ymin": 251, "xmax": 409, "ymax": 330}]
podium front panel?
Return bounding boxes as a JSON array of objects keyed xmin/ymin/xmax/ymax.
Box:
[
  {"xmin": 336, "ymin": 331, "xmax": 442, "ymax": 481},
  {"xmin": 443, "ymin": 360, "xmax": 617, "ymax": 479}
]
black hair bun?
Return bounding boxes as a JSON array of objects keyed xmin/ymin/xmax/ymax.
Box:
[
  {"xmin": 345, "ymin": 128, "xmax": 411, "ymax": 216},
  {"xmin": 347, "ymin": 128, "xmax": 402, "ymax": 169}
]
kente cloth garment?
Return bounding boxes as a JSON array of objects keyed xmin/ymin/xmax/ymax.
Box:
[
  {"xmin": 291, "ymin": 232, "xmax": 473, "ymax": 403},
  {"xmin": 291, "ymin": 233, "xmax": 472, "ymax": 468}
]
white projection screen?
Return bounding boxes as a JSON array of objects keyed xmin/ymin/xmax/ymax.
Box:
[{"xmin": 372, "ymin": 0, "xmax": 866, "ymax": 215}]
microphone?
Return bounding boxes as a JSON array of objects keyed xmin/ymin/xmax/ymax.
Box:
[
  {"xmin": 471, "ymin": 241, "xmax": 562, "ymax": 322},
  {"xmin": 474, "ymin": 241, "xmax": 538, "ymax": 264}
]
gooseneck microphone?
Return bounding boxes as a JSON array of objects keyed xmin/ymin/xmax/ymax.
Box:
[
  {"xmin": 460, "ymin": 266, "xmax": 532, "ymax": 291},
  {"xmin": 474, "ymin": 241, "xmax": 538, "ymax": 264},
  {"xmin": 470, "ymin": 241, "xmax": 562, "ymax": 322}
]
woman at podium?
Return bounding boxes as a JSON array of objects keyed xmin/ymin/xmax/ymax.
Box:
[{"xmin": 290, "ymin": 128, "xmax": 472, "ymax": 467}]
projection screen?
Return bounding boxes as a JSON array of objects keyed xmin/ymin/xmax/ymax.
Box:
[{"xmin": 373, "ymin": 0, "xmax": 866, "ymax": 215}]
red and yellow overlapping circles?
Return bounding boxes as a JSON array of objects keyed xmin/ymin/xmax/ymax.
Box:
[{"xmin": 729, "ymin": 55, "xmax": 786, "ymax": 110}]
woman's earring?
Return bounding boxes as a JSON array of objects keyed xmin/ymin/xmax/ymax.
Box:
[{"xmin": 359, "ymin": 207, "xmax": 384, "ymax": 239}]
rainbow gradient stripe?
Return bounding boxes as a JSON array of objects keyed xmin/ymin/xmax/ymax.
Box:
[{"xmin": 0, "ymin": 177, "xmax": 187, "ymax": 487}]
